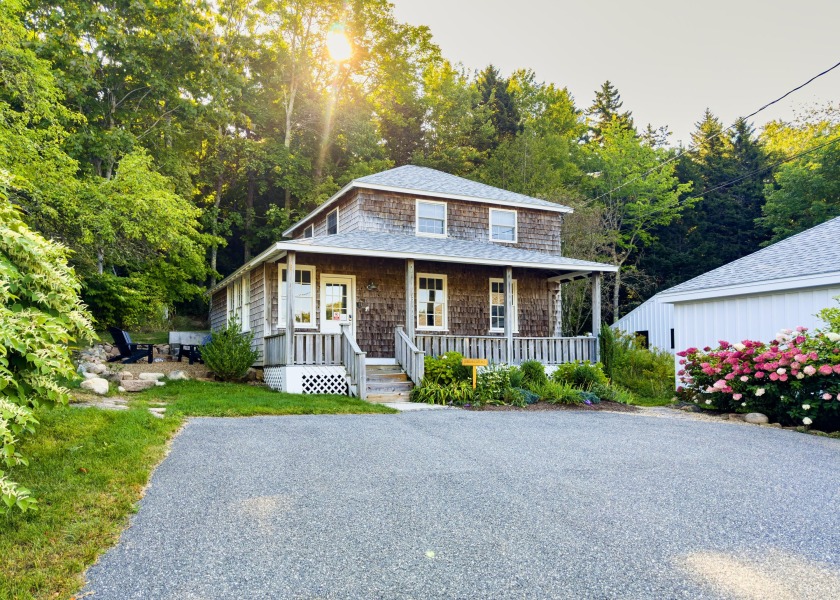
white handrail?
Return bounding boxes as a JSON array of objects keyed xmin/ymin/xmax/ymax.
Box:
[
  {"xmin": 340, "ymin": 324, "xmax": 366, "ymax": 399},
  {"xmin": 395, "ymin": 326, "xmax": 425, "ymax": 385}
]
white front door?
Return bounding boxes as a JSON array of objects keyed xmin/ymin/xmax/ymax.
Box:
[{"xmin": 320, "ymin": 275, "xmax": 356, "ymax": 335}]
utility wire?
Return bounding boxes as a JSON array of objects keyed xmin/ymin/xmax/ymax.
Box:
[{"xmin": 591, "ymin": 59, "xmax": 840, "ymax": 202}]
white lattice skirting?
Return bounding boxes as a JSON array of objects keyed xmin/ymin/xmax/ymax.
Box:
[{"xmin": 264, "ymin": 366, "xmax": 349, "ymax": 395}]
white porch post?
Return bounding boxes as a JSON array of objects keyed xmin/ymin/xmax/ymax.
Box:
[
  {"xmin": 285, "ymin": 250, "xmax": 296, "ymax": 365},
  {"xmin": 592, "ymin": 273, "xmax": 602, "ymax": 360},
  {"xmin": 405, "ymin": 259, "xmax": 415, "ymax": 340},
  {"xmin": 551, "ymin": 281, "xmax": 563, "ymax": 337},
  {"xmin": 504, "ymin": 266, "xmax": 513, "ymax": 363}
]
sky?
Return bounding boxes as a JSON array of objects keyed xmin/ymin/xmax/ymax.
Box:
[{"xmin": 390, "ymin": 0, "xmax": 840, "ymax": 146}]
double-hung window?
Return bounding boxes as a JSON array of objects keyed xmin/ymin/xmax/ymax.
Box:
[
  {"xmin": 227, "ymin": 272, "xmax": 251, "ymax": 331},
  {"xmin": 417, "ymin": 274, "xmax": 447, "ymax": 330},
  {"xmin": 416, "ymin": 200, "xmax": 447, "ymax": 237},
  {"xmin": 489, "ymin": 208, "xmax": 517, "ymax": 242},
  {"xmin": 326, "ymin": 208, "xmax": 338, "ymax": 235},
  {"xmin": 303, "ymin": 224, "xmax": 314, "ymax": 238},
  {"xmin": 489, "ymin": 278, "xmax": 518, "ymax": 332},
  {"xmin": 279, "ymin": 266, "xmax": 316, "ymax": 328}
]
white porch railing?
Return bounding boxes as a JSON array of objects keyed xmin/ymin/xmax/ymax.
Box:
[
  {"xmin": 395, "ymin": 326, "xmax": 424, "ymax": 385},
  {"xmin": 263, "ymin": 330, "xmax": 366, "ymax": 398},
  {"xmin": 340, "ymin": 324, "xmax": 366, "ymax": 399},
  {"xmin": 415, "ymin": 335, "xmax": 597, "ymax": 365}
]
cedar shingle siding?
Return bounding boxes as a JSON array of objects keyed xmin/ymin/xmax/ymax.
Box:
[
  {"xmin": 210, "ymin": 289, "xmax": 227, "ymax": 331},
  {"xmin": 262, "ymin": 254, "xmax": 550, "ymax": 357},
  {"xmin": 295, "ymin": 189, "xmax": 562, "ymax": 256}
]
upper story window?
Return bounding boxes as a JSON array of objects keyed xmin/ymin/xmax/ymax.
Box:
[
  {"xmin": 227, "ymin": 271, "xmax": 251, "ymax": 331},
  {"xmin": 303, "ymin": 224, "xmax": 314, "ymax": 238},
  {"xmin": 279, "ymin": 265, "xmax": 316, "ymax": 328},
  {"xmin": 326, "ymin": 208, "xmax": 338, "ymax": 235},
  {"xmin": 490, "ymin": 208, "xmax": 517, "ymax": 243},
  {"xmin": 416, "ymin": 200, "xmax": 447, "ymax": 237}
]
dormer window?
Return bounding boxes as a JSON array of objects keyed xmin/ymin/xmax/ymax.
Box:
[
  {"xmin": 416, "ymin": 200, "xmax": 447, "ymax": 237},
  {"xmin": 326, "ymin": 208, "xmax": 338, "ymax": 235},
  {"xmin": 490, "ymin": 208, "xmax": 517, "ymax": 243},
  {"xmin": 303, "ymin": 224, "xmax": 314, "ymax": 238}
]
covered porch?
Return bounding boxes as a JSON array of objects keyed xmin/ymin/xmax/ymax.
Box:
[{"xmin": 258, "ymin": 241, "xmax": 613, "ymax": 398}]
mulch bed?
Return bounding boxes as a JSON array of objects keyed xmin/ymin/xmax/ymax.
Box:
[{"xmin": 466, "ymin": 400, "xmax": 638, "ymax": 413}]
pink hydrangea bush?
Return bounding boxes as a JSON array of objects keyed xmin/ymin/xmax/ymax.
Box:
[{"xmin": 677, "ymin": 327, "xmax": 840, "ymax": 431}]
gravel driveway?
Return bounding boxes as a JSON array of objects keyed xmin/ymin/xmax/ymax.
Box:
[{"xmin": 84, "ymin": 411, "xmax": 840, "ymax": 599}]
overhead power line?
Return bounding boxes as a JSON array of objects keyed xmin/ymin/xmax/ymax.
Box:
[{"xmin": 592, "ymin": 59, "xmax": 840, "ymax": 202}]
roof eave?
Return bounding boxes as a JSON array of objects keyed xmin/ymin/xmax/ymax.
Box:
[
  {"xmin": 209, "ymin": 243, "xmax": 286, "ymax": 294},
  {"xmin": 659, "ymin": 271, "xmax": 840, "ymax": 304}
]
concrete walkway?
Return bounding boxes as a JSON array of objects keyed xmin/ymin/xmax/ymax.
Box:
[{"xmin": 84, "ymin": 410, "xmax": 840, "ymax": 599}]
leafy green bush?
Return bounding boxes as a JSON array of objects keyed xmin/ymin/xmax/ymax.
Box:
[
  {"xmin": 1, "ymin": 180, "xmax": 95, "ymax": 513},
  {"xmin": 423, "ymin": 352, "xmax": 470, "ymax": 385},
  {"xmin": 514, "ymin": 387, "xmax": 540, "ymax": 405},
  {"xmin": 519, "ymin": 360, "xmax": 547, "ymax": 390},
  {"xmin": 500, "ymin": 387, "xmax": 526, "ymax": 407},
  {"xmin": 818, "ymin": 296, "xmax": 840, "ymax": 333},
  {"xmin": 599, "ymin": 324, "xmax": 617, "ymax": 379},
  {"xmin": 201, "ymin": 322, "xmax": 259, "ymax": 382},
  {"xmin": 590, "ymin": 382, "xmax": 636, "ymax": 404},
  {"xmin": 509, "ymin": 366, "xmax": 524, "ymax": 388},
  {"xmin": 410, "ymin": 381, "xmax": 474, "ymax": 406},
  {"xmin": 612, "ymin": 331, "xmax": 674, "ymax": 401},
  {"xmin": 552, "ymin": 361, "xmax": 609, "ymax": 388},
  {"xmin": 534, "ymin": 381, "xmax": 582, "ymax": 404},
  {"xmin": 475, "ymin": 363, "xmax": 516, "ymax": 404},
  {"xmin": 579, "ymin": 391, "xmax": 601, "ymax": 405}
]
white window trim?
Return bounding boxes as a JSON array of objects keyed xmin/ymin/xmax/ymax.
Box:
[
  {"xmin": 489, "ymin": 278, "xmax": 518, "ymax": 333},
  {"xmin": 303, "ymin": 224, "xmax": 314, "ymax": 238},
  {"xmin": 489, "ymin": 208, "xmax": 518, "ymax": 243},
  {"xmin": 415, "ymin": 199, "xmax": 448, "ymax": 238},
  {"xmin": 278, "ymin": 265, "xmax": 317, "ymax": 329},
  {"xmin": 326, "ymin": 207, "xmax": 339, "ymax": 235},
  {"xmin": 227, "ymin": 272, "xmax": 251, "ymax": 331},
  {"xmin": 416, "ymin": 272, "xmax": 448, "ymax": 331}
]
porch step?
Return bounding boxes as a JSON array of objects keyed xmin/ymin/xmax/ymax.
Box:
[{"xmin": 365, "ymin": 365, "xmax": 414, "ymax": 403}]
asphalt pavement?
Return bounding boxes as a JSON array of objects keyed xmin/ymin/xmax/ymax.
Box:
[{"xmin": 83, "ymin": 410, "xmax": 840, "ymax": 599}]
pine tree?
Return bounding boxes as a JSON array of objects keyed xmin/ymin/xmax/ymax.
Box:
[
  {"xmin": 474, "ymin": 64, "xmax": 522, "ymax": 150},
  {"xmin": 587, "ymin": 80, "xmax": 634, "ymax": 143}
]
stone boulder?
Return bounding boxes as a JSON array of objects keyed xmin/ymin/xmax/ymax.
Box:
[
  {"xmin": 138, "ymin": 372, "xmax": 165, "ymax": 381},
  {"xmin": 744, "ymin": 412, "xmax": 769, "ymax": 425},
  {"xmin": 120, "ymin": 379, "xmax": 157, "ymax": 392},
  {"xmin": 120, "ymin": 371, "xmax": 135, "ymax": 380},
  {"xmin": 80, "ymin": 377, "xmax": 109, "ymax": 395},
  {"xmin": 167, "ymin": 370, "xmax": 189, "ymax": 381},
  {"xmin": 88, "ymin": 363, "xmax": 107, "ymax": 375}
]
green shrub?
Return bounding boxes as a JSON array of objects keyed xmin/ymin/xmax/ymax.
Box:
[
  {"xmin": 519, "ymin": 360, "xmax": 547, "ymax": 390},
  {"xmin": 579, "ymin": 391, "xmax": 601, "ymax": 405},
  {"xmin": 509, "ymin": 366, "xmax": 524, "ymax": 389},
  {"xmin": 612, "ymin": 331, "xmax": 674, "ymax": 401},
  {"xmin": 201, "ymin": 322, "xmax": 259, "ymax": 381},
  {"xmin": 475, "ymin": 363, "xmax": 515, "ymax": 404},
  {"xmin": 514, "ymin": 387, "xmax": 540, "ymax": 405},
  {"xmin": 590, "ymin": 382, "xmax": 636, "ymax": 404},
  {"xmin": 599, "ymin": 324, "xmax": 617, "ymax": 379},
  {"xmin": 410, "ymin": 381, "xmax": 474, "ymax": 406},
  {"xmin": 423, "ymin": 352, "xmax": 470, "ymax": 385},
  {"xmin": 501, "ymin": 387, "xmax": 526, "ymax": 407},
  {"xmin": 534, "ymin": 381, "xmax": 582, "ymax": 404},
  {"xmin": 1, "ymin": 181, "xmax": 96, "ymax": 513},
  {"xmin": 552, "ymin": 361, "xmax": 609, "ymax": 388}
]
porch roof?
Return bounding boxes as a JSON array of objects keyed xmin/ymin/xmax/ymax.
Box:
[{"xmin": 211, "ymin": 232, "xmax": 617, "ymax": 293}]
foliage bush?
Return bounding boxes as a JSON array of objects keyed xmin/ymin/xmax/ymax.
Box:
[
  {"xmin": 818, "ymin": 296, "xmax": 840, "ymax": 333},
  {"xmin": 410, "ymin": 381, "xmax": 474, "ymax": 406},
  {"xmin": 0, "ymin": 179, "xmax": 95, "ymax": 513},
  {"xmin": 678, "ymin": 326, "xmax": 840, "ymax": 430},
  {"xmin": 590, "ymin": 381, "xmax": 636, "ymax": 404},
  {"xmin": 599, "ymin": 323, "xmax": 617, "ymax": 379},
  {"xmin": 514, "ymin": 387, "xmax": 540, "ymax": 405},
  {"xmin": 200, "ymin": 322, "xmax": 260, "ymax": 382},
  {"xmin": 552, "ymin": 361, "xmax": 609, "ymax": 389},
  {"xmin": 422, "ymin": 352, "xmax": 470, "ymax": 385},
  {"xmin": 519, "ymin": 360, "xmax": 547, "ymax": 390},
  {"xmin": 611, "ymin": 330, "xmax": 675, "ymax": 401},
  {"xmin": 508, "ymin": 366, "xmax": 524, "ymax": 389},
  {"xmin": 474, "ymin": 363, "xmax": 516, "ymax": 404},
  {"xmin": 534, "ymin": 380, "xmax": 582, "ymax": 405}
]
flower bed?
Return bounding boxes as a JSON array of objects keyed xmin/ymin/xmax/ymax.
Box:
[{"xmin": 677, "ymin": 328, "xmax": 840, "ymax": 431}]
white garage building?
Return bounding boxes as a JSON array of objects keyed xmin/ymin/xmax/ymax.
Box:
[{"xmin": 615, "ymin": 216, "xmax": 840, "ymax": 359}]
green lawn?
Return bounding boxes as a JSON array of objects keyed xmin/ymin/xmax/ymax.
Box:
[
  {"xmin": 627, "ymin": 395, "xmax": 676, "ymax": 407},
  {"xmin": 138, "ymin": 380, "xmax": 397, "ymax": 416},
  {"xmin": 0, "ymin": 406, "xmax": 181, "ymax": 600}
]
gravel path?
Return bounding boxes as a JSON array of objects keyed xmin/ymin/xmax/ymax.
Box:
[{"xmin": 83, "ymin": 410, "xmax": 840, "ymax": 599}]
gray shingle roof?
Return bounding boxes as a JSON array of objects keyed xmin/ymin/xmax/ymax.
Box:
[
  {"xmin": 282, "ymin": 231, "xmax": 616, "ymax": 272},
  {"xmin": 355, "ymin": 165, "xmax": 571, "ymax": 211},
  {"xmin": 661, "ymin": 216, "xmax": 840, "ymax": 296}
]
